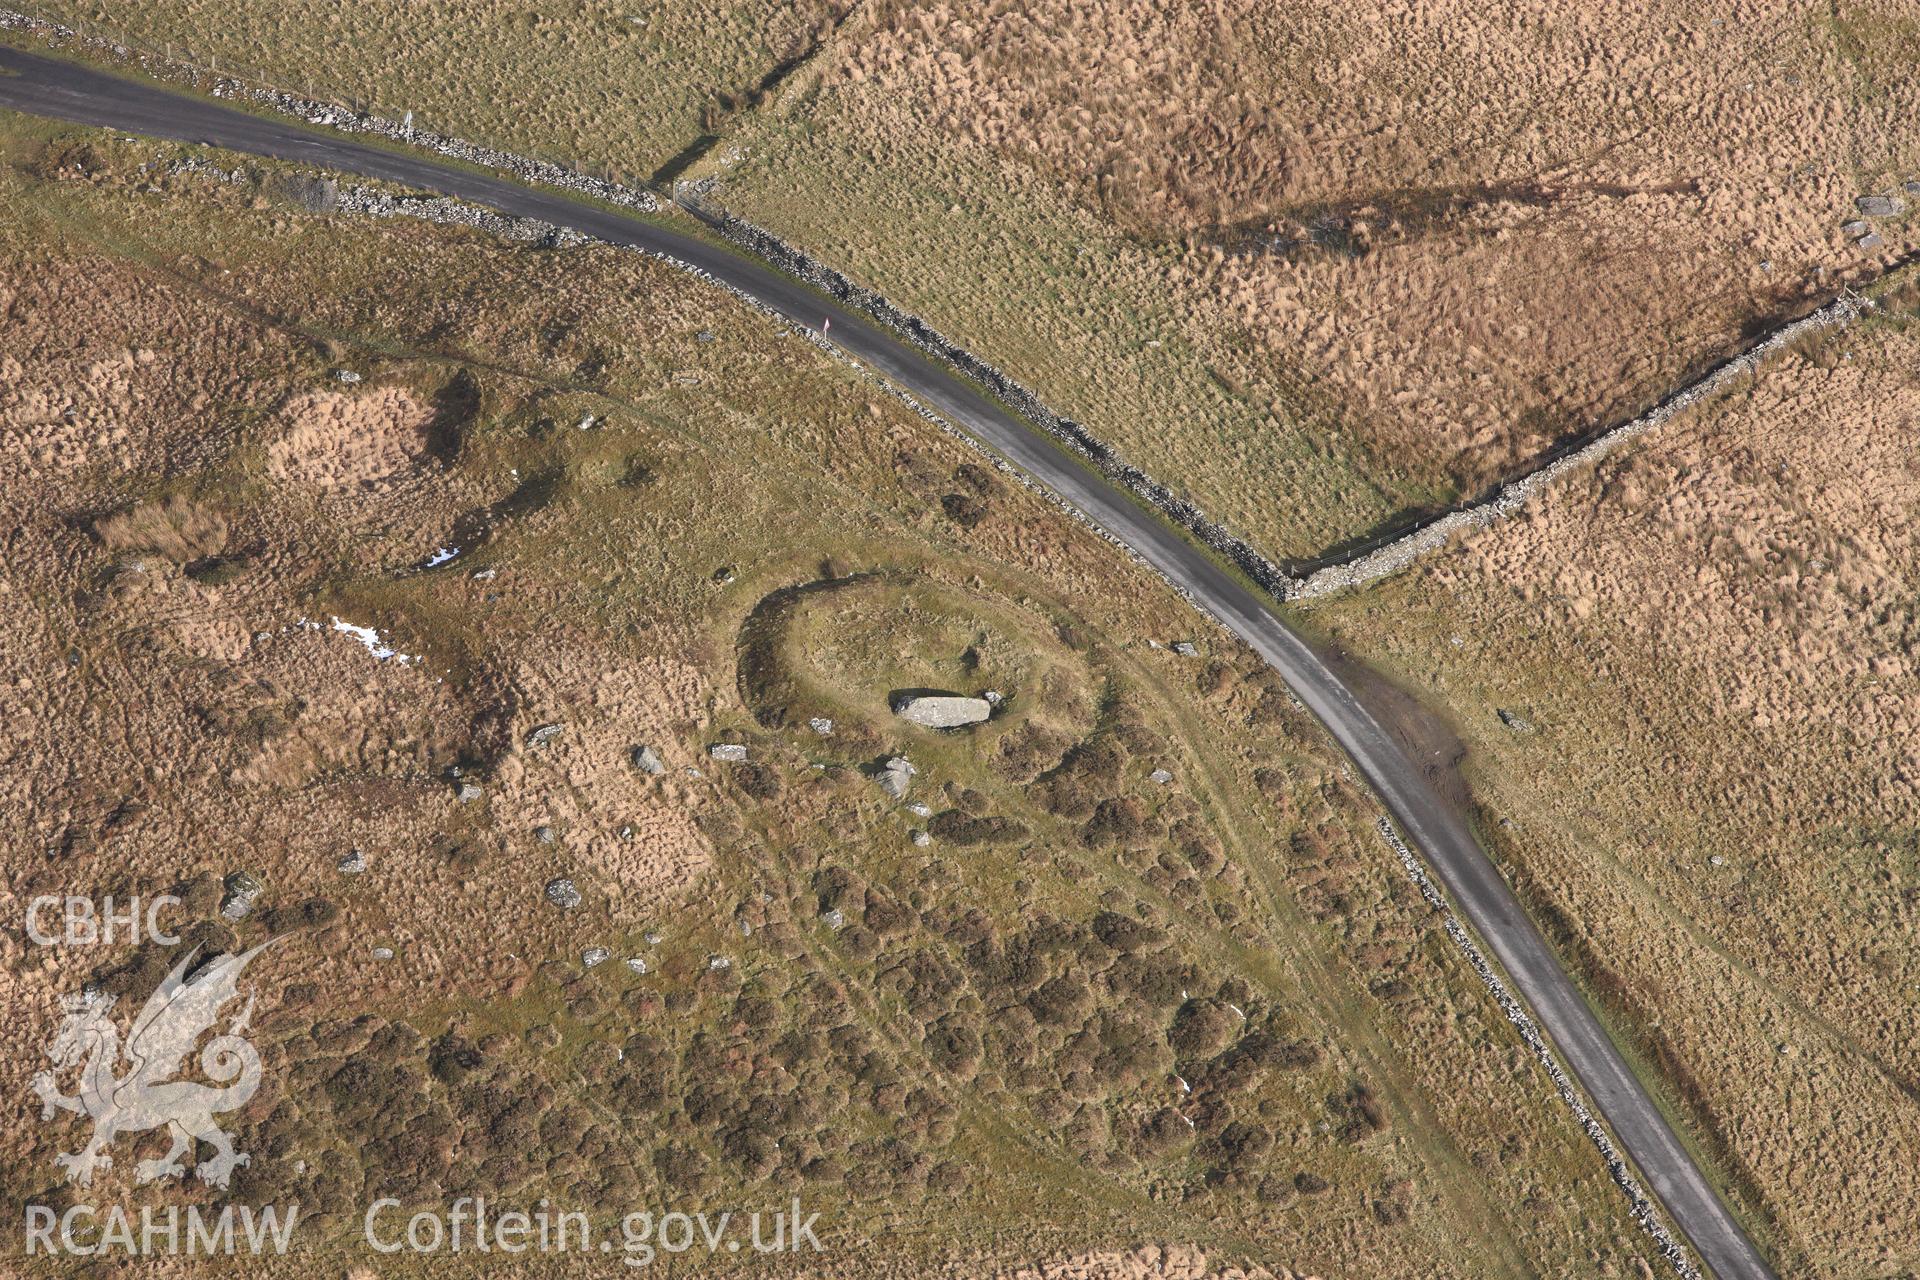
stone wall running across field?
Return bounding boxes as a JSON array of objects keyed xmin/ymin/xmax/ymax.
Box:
[{"xmin": 1292, "ymin": 289, "xmax": 1885, "ymax": 600}]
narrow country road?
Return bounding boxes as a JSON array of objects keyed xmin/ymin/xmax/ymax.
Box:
[{"xmin": 0, "ymin": 43, "xmax": 1775, "ymax": 1280}]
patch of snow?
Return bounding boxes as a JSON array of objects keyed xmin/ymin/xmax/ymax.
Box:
[{"xmin": 328, "ymin": 616, "xmax": 417, "ymax": 664}]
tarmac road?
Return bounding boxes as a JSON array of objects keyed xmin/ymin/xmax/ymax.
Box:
[{"xmin": 0, "ymin": 42, "xmax": 1775, "ymax": 1280}]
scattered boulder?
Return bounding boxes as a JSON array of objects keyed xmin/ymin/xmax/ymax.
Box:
[
  {"xmin": 876, "ymin": 756, "xmax": 917, "ymax": 799},
  {"xmin": 892, "ymin": 693, "xmax": 991, "ymax": 728},
  {"xmin": 220, "ymin": 871, "xmax": 263, "ymax": 921},
  {"xmin": 1841, "ymin": 219, "xmax": 1870, "ymax": 238},
  {"xmin": 631, "ymin": 745, "xmax": 666, "ymax": 775},
  {"xmin": 545, "ymin": 878, "xmax": 582, "ymax": 910},
  {"xmin": 1496, "ymin": 708, "xmax": 1536, "ymax": 734},
  {"xmin": 709, "ymin": 743, "xmax": 749, "ymax": 763},
  {"xmin": 1171, "ymin": 641, "xmax": 1199, "ymax": 657},
  {"xmin": 1855, "ymin": 193, "xmax": 1905, "ymax": 217},
  {"xmin": 625, "ymin": 956, "xmax": 650, "ymax": 974},
  {"xmin": 370, "ymin": 946, "xmax": 394, "ymax": 961},
  {"xmin": 526, "ymin": 722, "xmax": 564, "ymax": 749},
  {"xmin": 808, "ymin": 717, "xmax": 834, "ymax": 735},
  {"xmin": 1859, "ymin": 232, "xmax": 1886, "ymax": 251},
  {"xmin": 455, "ymin": 780, "xmax": 483, "ymax": 803},
  {"xmin": 533, "ymin": 825, "xmax": 556, "ymax": 844},
  {"xmin": 582, "ymin": 947, "xmax": 610, "ymax": 968},
  {"xmin": 1148, "ymin": 768, "xmax": 1174, "ymax": 785},
  {"xmin": 910, "ymin": 829, "xmax": 932, "ymax": 847},
  {"xmin": 337, "ymin": 848, "xmax": 367, "ymax": 875}
]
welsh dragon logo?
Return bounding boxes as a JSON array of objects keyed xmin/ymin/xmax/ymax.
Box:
[{"xmin": 31, "ymin": 942, "xmax": 274, "ymax": 1189}]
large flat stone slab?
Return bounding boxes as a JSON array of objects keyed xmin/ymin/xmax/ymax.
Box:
[{"xmin": 892, "ymin": 693, "xmax": 992, "ymax": 728}]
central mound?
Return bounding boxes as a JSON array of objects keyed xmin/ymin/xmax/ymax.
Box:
[{"xmin": 736, "ymin": 571, "xmax": 1098, "ymax": 748}]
